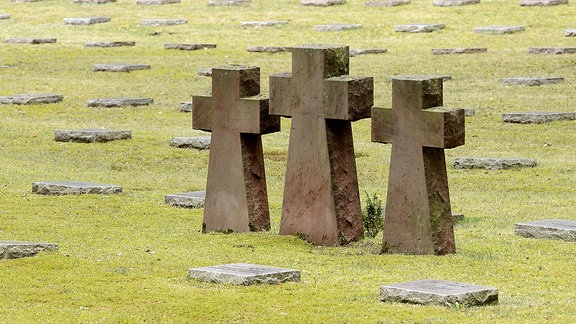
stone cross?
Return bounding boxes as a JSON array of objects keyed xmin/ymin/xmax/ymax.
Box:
[
  {"xmin": 269, "ymin": 44, "xmax": 374, "ymax": 245},
  {"xmin": 193, "ymin": 65, "xmax": 280, "ymax": 233},
  {"xmin": 371, "ymin": 76, "xmax": 464, "ymax": 255}
]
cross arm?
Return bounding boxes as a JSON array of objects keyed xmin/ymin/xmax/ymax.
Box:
[
  {"xmin": 238, "ymin": 95, "xmax": 281, "ymax": 135},
  {"xmin": 324, "ymin": 75, "xmax": 374, "ymax": 121},
  {"xmin": 192, "ymin": 94, "xmax": 214, "ymax": 132},
  {"xmin": 269, "ymin": 72, "xmax": 294, "ymax": 118}
]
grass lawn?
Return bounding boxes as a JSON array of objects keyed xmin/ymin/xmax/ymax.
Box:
[{"xmin": 0, "ymin": 0, "xmax": 575, "ymax": 322}]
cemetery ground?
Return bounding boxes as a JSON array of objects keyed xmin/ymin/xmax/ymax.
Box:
[{"xmin": 0, "ymin": 0, "xmax": 574, "ymax": 322}]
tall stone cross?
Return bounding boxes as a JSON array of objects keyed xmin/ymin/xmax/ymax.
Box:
[
  {"xmin": 193, "ymin": 65, "xmax": 280, "ymax": 233},
  {"xmin": 269, "ymin": 44, "xmax": 374, "ymax": 245},
  {"xmin": 371, "ymin": 75, "xmax": 465, "ymax": 255}
]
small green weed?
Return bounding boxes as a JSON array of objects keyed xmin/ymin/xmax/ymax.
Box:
[{"xmin": 362, "ymin": 192, "xmax": 383, "ymax": 238}]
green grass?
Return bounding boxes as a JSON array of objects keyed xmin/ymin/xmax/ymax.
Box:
[{"xmin": 1, "ymin": 0, "xmax": 576, "ymax": 322}]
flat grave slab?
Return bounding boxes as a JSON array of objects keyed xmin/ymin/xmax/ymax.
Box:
[
  {"xmin": 247, "ymin": 46, "xmax": 291, "ymax": 53},
  {"xmin": 565, "ymin": 29, "xmax": 576, "ymax": 37},
  {"xmin": 140, "ymin": 19, "xmax": 187, "ymax": 26},
  {"xmin": 302, "ymin": 0, "xmax": 345, "ymax": 5},
  {"xmin": 502, "ymin": 112, "xmax": 575, "ymax": 124},
  {"xmin": 0, "ymin": 94, "xmax": 63, "ymax": 105},
  {"xmin": 0, "ymin": 14, "xmax": 10, "ymax": 19},
  {"xmin": 208, "ymin": 0, "xmax": 251, "ymax": 4},
  {"xmin": 395, "ymin": 24, "xmax": 445, "ymax": 33},
  {"xmin": 463, "ymin": 108, "xmax": 475, "ymax": 117},
  {"xmin": 529, "ymin": 47, "xmax": 576, "ymax": 54},
  {"xmin": 365, "ymin": 0, "xmax": 410, "ymax": 6},
  {"xmin": 500, "ymin": 77, "xmax": 564, "ymax": 86},
  {"xmin": 73, "ymin": 0, "xmax": 117, "ymax": 3},
  {"xmin": 240, "ymin": 21, "xmax": 288, "ymax": 28},
  {"xmin": 64, "ymin": 17, "xmax": 111, "ymax": 25},
  {"xmin": 85, "ymin": 41, "xmax": 135, "ymax": 47},
  {"xmin": 312, "ymin": 24, "xmax": 363, "ymax": 32},
  {"xmin": 55, "ymin": 129, "xmax": 131, "ymax": 143},
  {"xmin": 137, "ymin": 0, "xmax": 180, "ymax": 4},
  {"xmin": 520, "ymin": 0, "xmax": 567, "ymax": 5},
  {"xmin": 0, "ymin": 241, "xmax": 58, "ymax": 260},
  {"xmin": 164, "ymin": 43, "xmax": 216, "ymax": 51},
  {"xmin": 32, "ymin": 181, "xmax": 122, "ymax": 195},
  {"xmin": 93, "ymin": 63, "xmax": 150, "ymax": 72},
  {"xmin": 433, "ymin": 0, "xmax": 479, "ymax": 6},
  {"xmin": 380, "ymin": 279, "xmax": 498, "ymax": 306},
  {"xmin": 188, "ymin": 263, "xmax": 300, "ymax": 285},
  {"xmin": 350, "ymin": 48, "xmax": 388, "ymax": 56},
  {"xmin": 180, "ymin": 102, "xmax": 192, "ymax": 112},
  {"xmin": 170, "ymin": 136, "xmax": 211, "ymax": 149},
  {"xmin": 87, "ymin": 97, "xmax": 153, "ymax": 108},
  {"xmin": 453, "ymin": 157, "xmax": 537, "ymax": 170},
  {"xmin": 198, "ymin": 68, "xmax": 212, "ymax": 76},
  {"xmin": 473, "ymin": 26, "xmax": 525, "ymax": 34},
  {"xmin": 515, "ymin": 219, "xmax": 576, "ymax": 241},
  {"xmin": 5, "ymin": 38, "xmax": 57, "ymax": 44},
  {"xmin": 165, "ymin": 191, "xmax": 206, "ymax": 208},
  {"xmin": 432, "ymin": 48, "xmax": 487, "ymax": 55}
]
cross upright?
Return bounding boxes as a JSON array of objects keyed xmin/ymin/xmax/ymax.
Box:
[
  {"xmin": 193, "ymin": 65, "xmax": 280, "ymax": 233},
  {"xmin": 371, "ymin": 75, "xmax": 465, "ymax": 255},
  {"xmin": 269, "ymin": 44, "xmax": 374, "ymax": 245}
]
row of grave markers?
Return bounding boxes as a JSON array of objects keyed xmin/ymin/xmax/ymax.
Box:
[{"xmin": 5, "ymin": 0, "xmax": 572, "ymax": 7}]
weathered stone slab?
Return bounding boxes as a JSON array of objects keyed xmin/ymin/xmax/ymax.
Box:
[
  {"xmin": 240, "ymin": 21, "xmax": 288, "ymax": 28},
  {"xmin": 0, "ymin": 94, "xmax": 63, "ymax": 105},
  {"xmin": 189, "ymin": 263, "xmax": 300, "ymax": 285},
  {"xmin": 0, "ymin": 14, "xmax": 10, "ymax": 19},
  {"xmin": 432, "ymin": 48, "xmax": 487, "ymax": 55},
  {"xmin": 5, "ymin": 38, "xmax": 57, "ymax": 44},
  {"xmin": 463, "ymin": 108, "xmax": 475, "ymax": 117},
  {"xmin": 0, "ymin": 241, "xmax": 58, "ymax": 260},
  {"xmin": 247, "ymin": 46, "xmax": 291, "ymax": 53},
  {"xmin": 198, "ymin": 68, "xmax": 212, "ymax": 77},
  {"xmin": 140, "ymin": 19, "xmax": 187, "ymax": 26},
  {"xmin": 395, "ymin": 24, "xmax": 445, "ymax": 33},
  {"xmin": 32, "ymin": 181, "xmax": 122, "ymax": 195},
  {"xmin": 64, "ymin": 17, "xmax": 111, "ymax": 25},
  {"xmin": 350, "ymin": 48, "xmax": 388, "ymax": 57},
  {"xmin": 434, "ymin": 0, "xmax": 479, "ymax": 5},
  {"xmin": 565, "ymin": 29, "xmax": 576, "ymax": 37},
  {"xmin": 502, "ymin": 112, "xmax": 575, "ymax": 124},
  {"xmin": 520, "ymin": 0, "xmax": 567, "ymax": 6},
  {"xmin": 452, "ymin": 213, "xmax": 464, "ymax": 222},
  {"xmin": 302, "ymin": 0, "xmax": 345, "ymax": 5},
  {"xmin": 528, "ymin": 47, "xmax": 576, "ymax": 54},
  {"xmin": 137, "ymin": 0, "xmax": 179, "ymax": 4},
  {"xmin": 55, "ymin": 129, "xmax": 131, "ymax": 143},
  {"xmin": 380, "ymin": 279, "xmax": 498, "ymax": 306},
  {"xmin": 73, "ymin": 0, "xmax": 117, "ymax": 3},
  {"xmin": 87, "ymin": 98, "xmax": 153, "ymax": 107},
  {"xmin": 170, "ymin": 136, "xmax": 211, "ymax": 149},
  {"xmin": 313, "ymin": 24, "xmax": 363, "ymax": 32},
  {"xmin": 473, "ymin": 26, "xmax": 525, "ymax": 34},
  {"xmin": 180, "ymin": 102, "xmax": 193, "ymax": 112},
  {"xmin": 165, "ymin": 191, "xmax": 206, "ymax": 208},
  {"xmin": 453, "ymin": 157, "xmax": 537, "ymax": 170},
  {"xmin": 208, "ymin": 0, "xmax": 251, "ymax": 5},
  {"xmin": 164, "ymin": 43, "xmax": 216, "ymax": 51},
  {"xmin": 85, "ymin": 41, "xmax": 135, "ymax": 47},
  {"xmin": 93, "ymin": 63, "xmax": 150, "ymax": 72},
  {"xmin": 500, "ymin": 77, "xmax": 564, "ymax": 86},
  {"xmin": 365, "ymin": 0, "xmax": 410, "ymax": 6},
  {"xmin": 515, "ymin": 219, "xmax": 576, "ymax": 241}
]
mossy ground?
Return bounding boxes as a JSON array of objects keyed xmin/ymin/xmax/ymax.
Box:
[{"xmin": 0, "ymin": 0, "xmax": 575, "ymax": 322}]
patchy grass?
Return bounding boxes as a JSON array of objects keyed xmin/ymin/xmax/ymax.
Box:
[{"xmin": 1, "ymin": 0, "xmax": 575, "ymax": 322}]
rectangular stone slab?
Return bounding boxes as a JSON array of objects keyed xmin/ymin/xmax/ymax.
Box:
[
  {"xmin": 137, "ymin": 0, "xmax": 180, "ymax": 4},
  {"xmin": 189, "ymin": 263, "xmax": 300, "ymax": 285},
  {"xmin": 365, "ymin": 0, "xmax": 410, "ymax": 6},
  {"xmin": 380, "ymin": 279, "xmax": 498, "ymax": 306},
  {"xmin": 302, "ymin": 0, "xmax": 345, "ymax": 5},
  {"xmin": 32, "ymin": 181, "xmax": 122, "ymax": 195},
  {"xmin": 247, "ymin": 46, "xmax": 291, "ymax": 53},
  {"xmin": 499, "ymin": 77, "xmax": 563, "ymax": 86},
  {"xmin": 85, "ymin": 41, "xmax": 135, "ymax": 47},
  {"xmin": 432, "ymin": 48, "xmax": 487, "ymax": 55},
  {"xmin": 565, "ymin": 29, "xmax": 576, "ymax": 37},
  {"xmin": 395, "ymin": 24, "xmax": 445, "ymax": 33},
  {"xmin": 164, "ymin": 44, "xmax": 216, "ymax": 51},
  {"xmin": 87, "ymin": 98, "xmax": 153, "ymax": 107},
  {"xmin": 73, "ymin": 0, "xmax": 117, "ymax": 3},
  {"xmin": 5, "ymin": 38, "xmax": 57, "ymax": 44},
  {"xmin": 0, "ymin": 94, "xmax": 63, "ymax": 105},
  {"xmin": 240, "ymin": 21, "xmax": 288, "ymax": 27},
  {"xmin": 170, "ymin": 137, "xmax": 211, "ymax": 149},
  {"xmin": 208, "ymin": 0, "xmax": 251, "ymax": 4},
  {"xmin": 433, "ymin": 0, "xmax": 479, "ymax": 5},
  {"xmin": 55, "ymin": 129, "xmax": 131, "ymax": 143},
  {"xmin": 0, "ymin": 14, "xmax": 10, "ymax": 19},
  {"xmin": 0, "ymin": 241, "xmax": 58, "ymax": 259},
  {"xmin": 349, "ymin": 48, "xmax": 388, "ymax": 56},
  {"xmin": 92, "ymin": 63, "xmax": 150, "ymax": 72},
  {"xmin": 140, "ymin": 19, "xmax": 187, "ymax": 26},
  {"xmin": 528, "ymin": 47, "xmax": 576, "ymax": 54},
  {"xmin": 313, "ymin": 24, "xmax": 363, "ymax": 32},
  {"xmin": 453, "ymin": 157, "xmax": 537, "ymax": 170},
  {"xmin": 521, "ymin": 0, "xmax": 567, "ymax": 5},
  {"xmin": 473, "ymin": 26, "xmax": 525, "ymax": 34},
  {"xmin": 515, "ymin": 219, "xmax": 576, "ymax": 241},
  {"xmin": 165, "ymin": 191, "xmax": 206, "ymax": 208},
  {"xmin": 502, "ymin": 112, "xmax": 575, "ymax": 124},
  {"xmin": 63, "ymin": 17, "xmax": 111, "ymax": 25}
]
